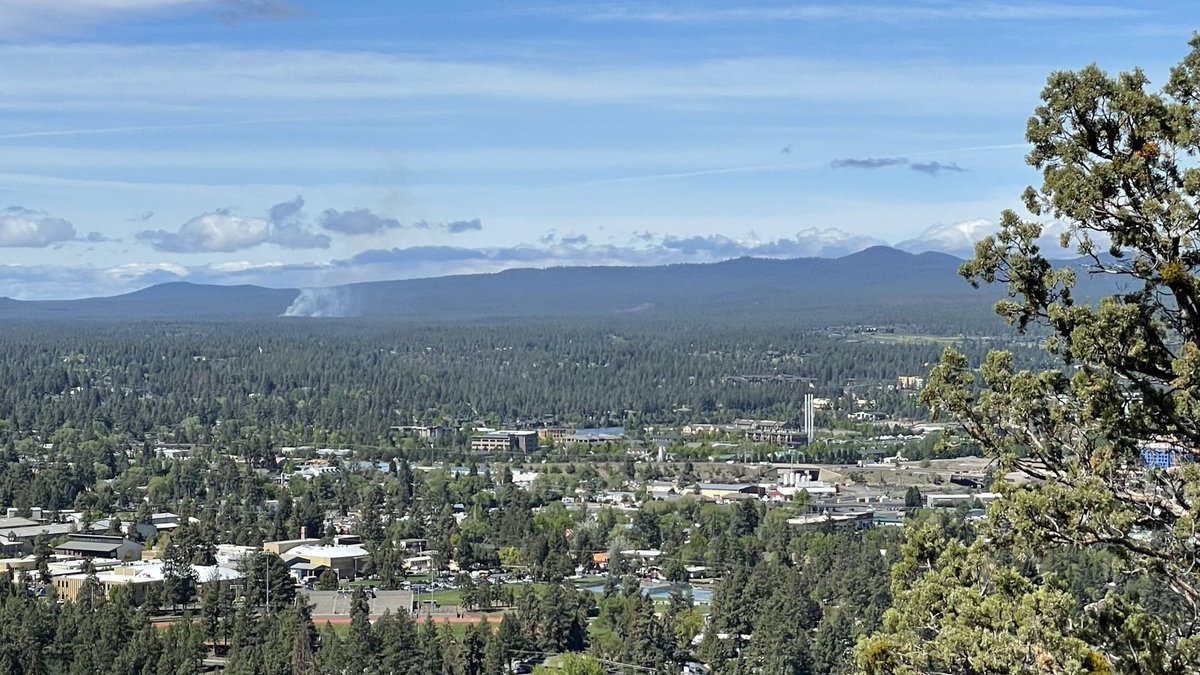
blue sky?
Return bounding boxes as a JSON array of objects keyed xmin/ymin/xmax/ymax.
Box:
[{"xmin": 0, "ymin": 0, "xmax": 1197, "ymax": 298}]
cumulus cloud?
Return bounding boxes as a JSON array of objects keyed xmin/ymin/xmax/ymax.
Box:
[
  {"xmin": 659, "ymin": 228, "xmax": 885, "ymax": 259},
  {"xmin": 896, "ymin": 219, "xmax": 1085, "ymax": 257},
  {"xmin": 0, "ymin": 260, "xmax": 189, "ymax": 300},
  {"xmin": 910, "ymin": 161, "xmax": 966, "ymax": 176},
  {"xmin": 318, "ymin": 208, "xmax": 403, "ymax": 235},
  {"xmin": 267, "ymin": 196, "xmax": 330, "ymax": 249},
  {"xmin": 137, "ymin": 209, "xmax": 270, "ymax": 253},
  {"xmin": 135, "ymin": 199, "xmax": 478, "ymax": 253},
  {"xmin": 348, "ymin": 246, "xmax": 489, "ymax": 266},
  {"xmin": 268, "ymin": 195, "xmax": 305, "ymax": 225},
  {"xmin": 137, "ymin": 198, "xmax": 334, "ymax": 253},
  {"xmin": 0, "ymin": 206, "xmax": 77, "ymax": 247},
  {"xmin": 830, "ymin": 157, "xmax": 909, "ymax": 170},
  {"xmin": 102, "ymin": 262, "xmax": 189, "ymax": 284},
  {"xmin": 335, "ymin": 228, "xmax": 884, "ymax": 275},
  {"xmin": 7, "ymin": 226, "xmax": 894, "ymax": 299},
  {"xmin": 894, "ymin": 219, "xmax": 1000, "ymax": 257}
]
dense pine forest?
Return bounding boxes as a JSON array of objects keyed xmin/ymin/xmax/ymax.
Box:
[{"xmin": 0, "ymin": 317, "xmax": 1038, "ymax": 446}]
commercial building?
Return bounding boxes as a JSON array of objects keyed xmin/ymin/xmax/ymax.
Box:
[
  {"xmin": 281, "ymin": 544, "xmax": 370, "ymax": 581},
  {"xmin": 693, "ymin": 483, "xmax": 767, "ymax": 500},
  {"xmin": 52, "ymin": 561, "xmax": 240, "ymax": 604},
  {"xmin": 54, "ymin": 534, "xmax": 143, "ymax": 562},
  {"xmin": 469, "ymin": 431, "xmax": 539, "ymax": 453},
  {"xmin": 391, "ymin": 425, "xmax": 449, "ymax": 442},
  {"xmin": 925, "ymin": 492, "xmax": 1000, "ymax": 509},
  {"xmin": 787, "ymin": 510, "xmax": 875, "ymax": 531}
]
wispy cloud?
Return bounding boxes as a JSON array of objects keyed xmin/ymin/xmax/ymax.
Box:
[
  {"xmin": 413, "ymin": 218, "xmax": 484, "ymax": 234},
  {"xmin": 580, "ymin": 3, "xmax": 1146, "ymax": 24},
  {"xmin": 0, "ymin": 0, "xmax": 299, "ymax": 39},
  {"xmin": 0, "ymin": 44, "xmax": 1040, "ymax": 116},
  {"xmin": 0, "ymin": 117, "xmax": 314, "ymax": 141},
  {"xmin": 830, "ymin": 157, "xmax": 909, "ymax": 170}
]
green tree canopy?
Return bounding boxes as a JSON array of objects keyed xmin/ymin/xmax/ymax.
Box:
[{"xmin": 861, "ymin": 36, "xmax": 1200, "ymax": 674}]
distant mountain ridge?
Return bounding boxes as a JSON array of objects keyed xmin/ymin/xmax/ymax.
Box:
[{"xmin": 0, "ymin": 246, "xmax": 1017, "ymax": 326}]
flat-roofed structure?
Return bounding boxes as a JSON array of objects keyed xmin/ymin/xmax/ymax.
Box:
[
  {"xmin": 281, "ymin": 544, "xmax": 370, "ymax": 580},
  {"xmin": 0, "ymin": 522, "xmax": 75, "ymax": 543},
  {"xmin": 263, "ymin": 538, "xmax": 321, "ymax": 556},
  {"xmin": 787, "ymin": 510, "xmax": 875, "ymax": 531},
  {"xmin": 469, "ymin": 430, "xmax": 538, "ymax": 453},
  {"xmin": 54, "ymin": 534, "xmax": 143, "ymax": 562},
  {"xmin": 0, "ymin": 517, "xmax": 38, "ymax": 530},
  {"xmin": 53, "ymin": 561, "xmax": 239, "ymax": 603}
]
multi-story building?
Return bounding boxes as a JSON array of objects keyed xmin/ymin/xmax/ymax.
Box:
[{"xmin": 469, "ymin": 430, "xmax": 538, "ymax": 453}]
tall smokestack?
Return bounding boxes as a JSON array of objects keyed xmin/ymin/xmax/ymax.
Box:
[
  {"xmin": 804, "ymin": 393, "xmax": 814, "ymax": 444},
  {"xmin": 300, "ymin": 526, "xmax": 307, "ymax": 540}
]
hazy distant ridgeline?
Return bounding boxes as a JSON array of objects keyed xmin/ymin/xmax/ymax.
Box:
[{"xmin": 0, "ymin": 246, "xmax": 1097, "ymax": 332}]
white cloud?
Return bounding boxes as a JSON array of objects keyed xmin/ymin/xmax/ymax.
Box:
[
  {"xmin": 136, "ymin": 210, "xmax": 270, "ymax": 253},
  {"xmin": 206, "ymin": 260, "xmax": 284, "ymax": 273},
  {"xmin": 102, "ymin": 261, "xmax": 189, "ymax": 283},
  {"xmin": 894, "ymin": 219, "xmax": 1084, "ymax": 258},
  {"xmin": 895, "ymin": 219, "xmax": 998, "ymax": 257},
  {"xmin": 0, "ymin": 206, "xmax": 77, "ymax": 247}
]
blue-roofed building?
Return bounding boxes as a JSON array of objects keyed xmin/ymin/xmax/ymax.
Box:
[{"xmin": 1141, "ymin": 442, "xmax": 1191, "ymax": 469}]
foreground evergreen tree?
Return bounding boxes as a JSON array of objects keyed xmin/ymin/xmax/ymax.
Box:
[{"xmin": 860, "ymin": 36, "xmax": 1200, "ymax": 674}]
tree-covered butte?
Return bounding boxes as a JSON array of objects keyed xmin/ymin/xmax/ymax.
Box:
[{"xmin": 859, "ymin": 36, "xmax": 1200, "ymax": 675}]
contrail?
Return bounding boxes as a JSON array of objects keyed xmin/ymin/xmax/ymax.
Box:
[
  {"xmin": 0, "ymin": 116, "xmax": 315, "ymax": 141},
  {"xmin": 551, "ymin": 161, "xmax": 825, "ymax": 188},
  {"xmin": 905, "ymin": 142, "xmax": 1028, "ymax": 157}
]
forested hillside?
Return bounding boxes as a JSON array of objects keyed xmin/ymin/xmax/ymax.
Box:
[{"xmin": 0, "ymin": 317, "xmax": 1041, "ymax": 446}]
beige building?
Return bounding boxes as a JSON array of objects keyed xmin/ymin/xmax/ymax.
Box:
[
  {"xmin": 53, "ymin": 561, "xmax": 240, "ymax": 603},
  {"xmin": 281, "ymin": 544, "xmax": 370, "ymax": 581},
  {"xmin": 469, "ymin": 431, "xmax": 538, "ymax": 453}
]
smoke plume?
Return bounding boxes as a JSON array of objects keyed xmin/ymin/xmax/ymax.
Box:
[{"xmin": 280, "ymin": 287, "xmax": 357, "ymax": 317}]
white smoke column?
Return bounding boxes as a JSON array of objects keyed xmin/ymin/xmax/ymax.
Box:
[{"xmin": 280, "ymin": 288, "xmax": 357, "ymax": 317}]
